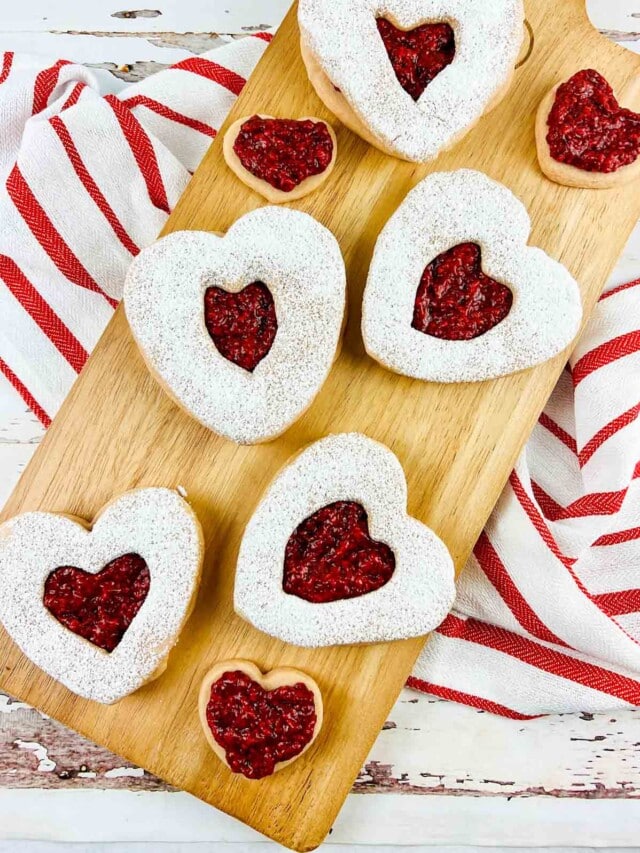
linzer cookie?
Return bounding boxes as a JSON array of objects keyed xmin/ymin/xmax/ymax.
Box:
[
  {"xmin": 234, "ymin": 433, "xmax": 455, "ymax": 647},
  {"xmin": 536, "ymin": 69, "xmax": 640, "ymax": 189},
  {"xmin": 362, "ymin": 169, "xmax": 583, "ymax": 383},
  {"xmin": 297, "ymin": 0, "xmax": 524, "ymax": 162},
  {"xmin": 199, "ymin": 660, "xmax": 323, "ymax": 779},
  {"xmin": 124, "ymin": 207, "xmax": 346, "ymax": 444},
  {"xmin": 0, "ymin": 488, "xmax": 203, "ymax": 704},
  {"xmin": 223, "ymin": 114, "xmax": 337, "ymax": 202}
]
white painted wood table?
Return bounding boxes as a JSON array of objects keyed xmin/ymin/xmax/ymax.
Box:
[{"xmin": 1, "ymin": 1, "xmax": 640, "ymax": 849}]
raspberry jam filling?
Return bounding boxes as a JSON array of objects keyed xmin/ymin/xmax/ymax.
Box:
[
  {"xmin": 205, "ymin": 670, "xmax": 317, "ymax": 779},
  {"xmin": 546, "ymin": 69, "xmax": 640, "ymax": 173},
  {"xmin": 204, "ymin": 281, "xmax": 277, "ymax": 372},
  {"xmin": 412, "ymin": 242, "xmax": 513, "ymax": 341},
  {"xmin": 232, "ymin": 115, "xmax": 334, "ymax": 192},
  {"xmin": 44, "ymin": 554, "xmax": 150, "ymax": 653},
  {"xmin": 283, "ymin": 501, "xmax": 395, "ymax": 603},
  {"xmin": 376, "ymin": 18, "xmax": 455, "ymax": 101}
]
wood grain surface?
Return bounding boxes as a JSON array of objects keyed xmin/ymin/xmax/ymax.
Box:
[{"xmin": 1, "ymin": 2, "xmax": 640, "ymax": 850}]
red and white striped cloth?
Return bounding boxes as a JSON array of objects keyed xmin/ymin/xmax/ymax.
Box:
[{"xmin": 1, "ymin": 41, "xmax": 639, "ymax": 718}]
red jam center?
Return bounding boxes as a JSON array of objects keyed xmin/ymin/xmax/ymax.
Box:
[
  {"xmin": 44, "ymin": 554, "xmax": 150, "ymax": 653},
  {"xmin": 283, "ymin": 501, "xmax": 395, "ymax": 604},
  {"xmin": 206, "ymin": 670, "xmax": 317, "ymax": 779},
  {"xmin": 546, "ymin": 69, "xmax": 640, "ymax": 173},
  {"xmin": 233, "ymin": 115, "xmax": 334, "ymax": 193},
  {"xmin": 204, "ymin": 281, "xmax": 277, "ymax": 372},
  {"xmin": 376, "ymin": 18, "xmax": 455, "ymax": 101},
  {"xmin": 412, "ymin": 242, "xmax": 513, "ymax": 341}
]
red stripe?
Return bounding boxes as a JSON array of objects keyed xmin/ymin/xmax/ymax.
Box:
[
  {"xmin": 573, "ymin": 331, "xmax": 640, "ymax": 386},
  {"xmin": 0, "ymin": 51, "xmax": 14, "ymax": 85},
  {"xmin": 0, "ymin": 256, "xmax": 88, "ymax": 373},
  {"xmin": 437, "ymin": 614, "xmax": 640, "ymax": 705},
  {"xmin": 474, "ymin": 531, "xmax": 568, "ymax": 647},
  {"xmin": 531, "ymin": 480, "xmax": 628, "ymax": 520},
  {"xmin": 406, "ymin": 676, "xmax": 540, "ymax": 720},
  {"xmin": 592, "ymin": 590, "xmax": 640, "ymax": 617},
  {"xmin": 121, "ymin": 94, "xmax": 217, "ymax": 138},
  {"xmin": 253, "ymin": 32, "xmax": 273, "ymax": 43},
  {"xmin": 579, "ymin": 402, "xmax": 640, "ymax": 467},
  {"xmin": 32, "ymin": 59, "xmax": 71, "ymax": 115},
  {"xmin": 600, "ymin": 278, "xmax": 640, "ymax": 301},
  {"xmin": 595, "ymin": 526, "xmax": 640, "ymax": 547},
  {"xmin": 171, "ymin": 57, "xmax": 246, "ymax": 95},
  {"xmin": 6, "ymin": 165, "xmax": 117, "ymax": 308},
  {"xmin": 50, "ymin": 116, "xmax": 140, "ymax": 256},
  {"xmin": 510, "ymin": 472, "xmax": 575, "ymax": 568},
  {"xmin": 538, "ymin": 412, "xmax": 577, "ymax": 454},
  {"xmin": 105, "ymin": 95, "xmax": 170, "ymax": 214},
  {"xmin": 0, "ymin": 357, "xmax": 51, "ymax": 428},
  {"xmin": 62, "ymin": 81, "xmax": 85, "ymax": 110}
]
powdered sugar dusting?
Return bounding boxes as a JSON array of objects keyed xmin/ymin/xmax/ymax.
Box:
[
  {"xmin": 124, "ymin": 207, "xmax": 346, "ymax": 445},
  {"xmin": 362, "ymin": 169, "xmax": 583, "ymax": 382},
  {"xmin": 234, "ymin": 433, "xmax": 455, "ymax": 647},
  {"xmin": 0, "ymin": 488, "xmax": 203, "ymax": 704},
  {"xmin": 298, "ymin": 0, "xmax": 524, "ymax": 162}
]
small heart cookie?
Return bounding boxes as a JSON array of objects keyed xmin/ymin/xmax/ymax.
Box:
[
  {"xmin": 0, "ymin": 488, "xmax": 203, "ymax": 704},
  {"xmin": 124, "ymin": 207, "xmax": 346, "ymax": 444},
  {"xmin": 298, "ymin": 0, "xmax": 524, "ymax": 162},
  {"xmin": 536, "ymin": 69, "xmax": 640, "ymax": 190},
  {"xmin": 199, "ymin": 659, "xmax": 323, "ymax": 779},
  {"xmin": 362, "ymin": 169, "xmax": 583, "ymax": 383},
  {"xmin": 223, "ymin": 114, "xmax": 337, "ymax": 202},
  {"xmin": 234, "ymin": 433, "xmax": 455, "ymax": 647}
]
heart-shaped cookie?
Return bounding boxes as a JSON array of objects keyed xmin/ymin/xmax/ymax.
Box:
[
  {"xmin": 298, "ymin": 0, "xmax": 524, "ymax": 162},
  {"xmin": 362, "ymin": 169, "xmax": 583, "ymax": 383},
  {"xmin": 234, "ymin": 433, "xmax": 455, "ymax": 647},
  {"xmin": 199, "ymin": 659, "xmax": 323, "ymax": 779},
  {"xmin": 536, "ymin": 69, "xmax": 640, "ymax": 190},
  {"xmin": 223, "ymin": 114, "xmax": 337, "ymax": 203},
  {"xmin": 0, "ymin": 488, "xmax": 203, "ymax": 704},
  {"xmin": 124, "ymin": 207, "xmax": 346, "ymax": 444}
]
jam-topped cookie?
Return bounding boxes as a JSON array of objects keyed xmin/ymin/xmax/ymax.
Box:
[
  {"xmin": 234, "ymin": 433, "xmax": 455, "ymax": 647},
  {"xmin": 124, "ymin": 207, "xmax": 346, "ymax": 444},
  {"xmin": 298, "ymin": 0, "xmax": 524, "ymax": 162},
  {"xmin": 199, "ymin": 660, "xmax": 323, "ymax": 779},
  {"xmin": 362, "ymin": 169, "xmax": 583, "ymax": 383},
  {"xmin": 223, "ymin": 114, "xmax": 337, "ymax": 202},
  {"xmin": 536, "ymin": 69, "xmax": 640, "ymax": 189},
  {"xmin": 0, "ymin": 488, "xmax": 203, "ymax": 704}
]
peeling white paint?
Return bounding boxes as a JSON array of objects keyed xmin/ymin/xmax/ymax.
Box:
[
  {"xmin": 14, "ymin": 740, "xmax": 56, "ymax": 772},
  {"xmin": 0, "ymin": 695, "xmax": 32, "ymax": 715},
  {"xmin": 77, "ymin": 771, "xmax": 98, "ymax": 779},
  {"xmin": 104, "ymin": 766, "xmax": 145, "ymax": 778}
]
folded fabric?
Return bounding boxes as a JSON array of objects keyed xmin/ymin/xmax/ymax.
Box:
[{"xmin": 0, "ymin": 40, "xmax": 639, "ymax": 717}]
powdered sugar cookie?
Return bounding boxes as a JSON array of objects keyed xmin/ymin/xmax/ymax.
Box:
[
  {"xmin": 536, "ymin": 69, "xmax": 640, "ymax": 190},
  {"xmin": 298, "ymin": 0, "xmax": 524, "ymax": 162},
  {"xmin": 0, "ymin": 488, "xmax": 203, "ymax": 704},
  {"xmin": 124, "ymin": 207, "xmax": 346, "ymax": 444},
  {"xmin": 234, "ymin": 433, "xmax": 455, "ymax": 647},
  {"xmin": 199, "ymin": 659, "xmax": 323, "ymax": 779},
  {"xmin": 362, "ymin": 169, "xmax": 583, "ymax": 383},
  {"xmin": 223, "ymin": 114, "xmax": 337, "ymax": 202}
]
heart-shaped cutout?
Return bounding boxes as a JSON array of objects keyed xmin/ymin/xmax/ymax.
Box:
[
  {"xmin": 234, "ymin": 433, "xmax": 455, "ymax": 647},
  {"xmin": 283, "ymin": 500, "xmax": 396, "ymax": 602},
  {"xmin": 0, "ymin": 488, "xmax": 203, "ymax": 704},
  {"xmin": 362, "ymin": 169, "xmax": 583, "ymax": 383},
  {"xmin": 223, "ymin": 114, "xmax": 337, "ymax": 203},
  {"xmin": 298, "ymin": 0, "xmax": 524, "ymax": 161},
  {"xmin": 124, "ymin": 207, "xmax": 346, "ymax": 444},
  {"xmin": 199, "ymin": 659, "xmax": 323, "ymax": 779},
  {"xmin": 536, "ymin": 69, "xmax": 640, "ymax": 189},
  {"xmin": 204, "ymin": 281, "xmax": 277, "ymax": 372}
]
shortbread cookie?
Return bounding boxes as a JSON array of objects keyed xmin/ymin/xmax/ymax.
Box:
[
  {"xmin": 0, "ymin": 488, "xmax": 203, "ymax": 704},
  {"xmin": 298, "ymin": 0, "xmax": 524, "ymax": 162},
  {"xmin": 234, "ymin": 433, "xmax": 455, "ymax": 647},
  {"xmin": 536, "ymin": 69, "xmax": 640, "ymax": 189},
  {"xmin": 362, "ymin": 169, "xmax": 583, "ymax": 383},
  {"xmin": 199, "ymin": 659, "xmax": 323, "ymax": 779},
  {"xmin": 223, "ymin": 114, "xmax": 337, "ymax": 202},
  {"xmin": 124, "ymin": 207, "xmax": 346, "ymax": 444}
]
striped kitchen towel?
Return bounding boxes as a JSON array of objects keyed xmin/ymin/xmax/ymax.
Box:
[{"xmin": 0, "ymin": 40, "xmax": 639, "ymax": 717}]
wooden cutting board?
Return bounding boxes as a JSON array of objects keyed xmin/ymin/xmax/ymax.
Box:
[{"xmin": 1, "ymin": 1, "xmax": 639, "ymax": 849}]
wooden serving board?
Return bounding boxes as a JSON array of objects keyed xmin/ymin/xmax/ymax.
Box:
[{"xmin": 1, "ymin": 1, "xmax": 639, "ymax": 849}]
